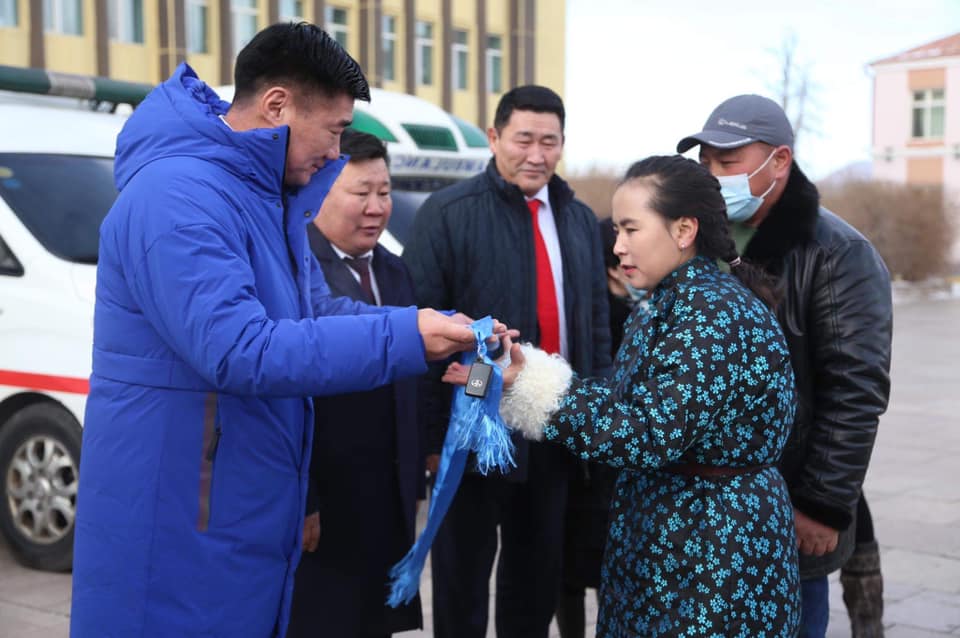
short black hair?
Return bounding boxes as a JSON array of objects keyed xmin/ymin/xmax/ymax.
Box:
[
  {"xmin": 233, "ymin": 22, "xmax": 370, "ymax": 104},
  {"xmin": 341, "ymin": 129, "xmax": 389, "ymax": 167},
  {"xmin": 493, "ymin": 85, "xmax": 565, "ymax": 132}
]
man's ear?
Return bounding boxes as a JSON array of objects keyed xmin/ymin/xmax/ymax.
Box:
[
  {"xmin": 773, "ymin": 145, "xmax": 793, "ymax": 178},
  {"xmin": 487, "ymin": 127, "xmax": 500, "ymax": 155},
  {"xmin": 259, "ymin": 86, "xmax": 293, "ymax": 126}
]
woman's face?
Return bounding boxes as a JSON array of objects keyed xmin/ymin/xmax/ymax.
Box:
[{"xmin": 611, "ymin": 181, "xmax": 697, "ymax": 291}]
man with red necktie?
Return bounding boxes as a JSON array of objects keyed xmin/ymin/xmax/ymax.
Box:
[{"xmin": 404, "ymin": 85, "xmax": 612, "ymax": 638}]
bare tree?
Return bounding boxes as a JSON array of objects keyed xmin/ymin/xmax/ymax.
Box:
[{"xmin": 766, "ymin": 30, "xmax": 820, "ymax": 149}]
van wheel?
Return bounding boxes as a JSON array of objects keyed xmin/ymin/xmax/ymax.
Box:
[{"xmin": 0, "ymin": 403, "xmax": 81, "ymax": 572}]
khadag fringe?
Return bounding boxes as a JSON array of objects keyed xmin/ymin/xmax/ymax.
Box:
[{"xmin": 386, "ymin": 316, "xmax": 514, "ymax": 607}]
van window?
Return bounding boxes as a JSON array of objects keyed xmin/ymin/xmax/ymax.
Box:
[
  {"xmin": 0, "ymin": 154, "xmax": 116, "ymax": 264},
  {"xmin": 387, "ymin": 190, "xmax": 430, "ymax": 247},
  {"xmin": 0, "ymin": 233, "xmax": 23, "ymax": 276}
]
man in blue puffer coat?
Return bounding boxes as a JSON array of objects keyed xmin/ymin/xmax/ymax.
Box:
[{"xmin": 71, "ymin": 23, "xmax": 479, "ymax": 638}]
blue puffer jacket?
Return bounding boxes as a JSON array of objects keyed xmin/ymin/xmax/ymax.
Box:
[{"xmin": 70, "ymin": 64, "xmax": 427, "ymax": 637}]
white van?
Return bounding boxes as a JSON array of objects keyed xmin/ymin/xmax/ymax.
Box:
[
  {"xmin": 354, "ymin": 88, "xmax": 491, "ymax": 253},
  {"xmin": 0, "ymin": 66, "xmax": 488, "ymax": 571}
]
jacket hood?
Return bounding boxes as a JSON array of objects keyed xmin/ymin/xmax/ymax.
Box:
[
  {"xmin": 115, "ymin": 63, "xmax": 347, "ymax": 217},
  {"xmin": 114, "ymin": 64, "xmax": 286, "ymax": 196}
]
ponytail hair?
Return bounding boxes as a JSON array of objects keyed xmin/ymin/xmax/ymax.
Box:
[{"xmin": 620, "ymin": 155, "xmax": 780, "ymax": 308}]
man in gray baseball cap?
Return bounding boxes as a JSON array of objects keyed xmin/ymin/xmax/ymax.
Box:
[
  {"xmin": 677, "ymin": 96, "xmax": 893, "ymax": 638},
  {"xmin": 678, "ymin": 94, "xmax": 795, "ymax": 227},
  {"xmin": 677, "ymin": 93, "xmax": 795, "ymax": 153}
]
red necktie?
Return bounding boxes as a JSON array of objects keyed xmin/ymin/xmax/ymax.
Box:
[{"xmin": 528, "ymin": 199, "xmax": 560, "ymax": 354}]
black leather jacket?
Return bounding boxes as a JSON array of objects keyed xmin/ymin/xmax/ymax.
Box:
[
  {"xmin": 745, "ymin": 163, "xmax": 892, "ymax": 578},
  {"xmin": 403, "ymin": 160, "xmax": 612, "ymax": 480}
]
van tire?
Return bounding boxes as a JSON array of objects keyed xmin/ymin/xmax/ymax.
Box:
[{"xmin": 0, "ymin": 403, "xmax": 81, "ymax": 572}]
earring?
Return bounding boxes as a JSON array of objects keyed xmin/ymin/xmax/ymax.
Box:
[{"xmin": 679, "ymin": 242, "xmax": 687, "ymax": 250}]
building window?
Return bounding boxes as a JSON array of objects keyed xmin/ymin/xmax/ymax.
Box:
[
  {"xmin": 186, "ymin": 0, "xmax": 208, "ymax": 53},
  {"xmin": 451, "ymin": 29, "xmax": 468, "ymax": 91},
  {"xmin": 912, "ymin": 88, "xmax": 945, "ymax": 139},
  {"xmin": 486, "ymin": 34, "xmax": 502, "ymax": 93},
  {"xmin": 231, "ymin": 0, "xmax": 259, "ymax": 54},
  {"xmin": 415, "ymin": 21, "xmax": 433, "ymax": 86},
  {"xmin": 109, "ymin": 0, "xmax": 144, "ymax": 43},
  {"xmin": 0, "ymin": 0, "xmax": 17, "ymax": 27},
  {"xmin": 381, "ymin": 14, "xmax": 396, "ymax": 82},
  {"xmin": 325, "ymin": 6, "xmax": 347, "ymax": 49},
  {"xmin": 279, "ymin": 0, "xmax": 302, "ymax": 22},
  {"xmin": 44, "ymin": 0, "xmax": 83, "ymax": 35}
]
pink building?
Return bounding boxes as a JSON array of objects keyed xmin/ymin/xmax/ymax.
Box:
[{"xmin": 870, "ymin": 32, "xmax": 960, "ymax": 198}]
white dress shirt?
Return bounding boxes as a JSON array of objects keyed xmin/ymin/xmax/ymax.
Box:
[{"xmin": 330, "ymin": 242, "xmax": 382, "ymax": 306}]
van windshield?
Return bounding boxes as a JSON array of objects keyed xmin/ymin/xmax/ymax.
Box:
[
  {"xmin": 387, "ymin": 191, "xmax": 430, "ymax": 247},
  {"xmin": 387, "ymin": 176, "xmax": 461, "ymax": 247},
  {"xmin": 0, "ymin": 153, "xmax": 116, "ymax": 264}
]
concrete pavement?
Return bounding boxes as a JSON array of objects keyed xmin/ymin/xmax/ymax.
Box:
[{"xmin": 1, "ymin": 296, "xmax": 958, "ymax": 637}]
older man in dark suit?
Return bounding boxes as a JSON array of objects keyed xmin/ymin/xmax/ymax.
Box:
[{"xmin": 287, "ymin": 129, "xmax": 424, "ymax": 638}]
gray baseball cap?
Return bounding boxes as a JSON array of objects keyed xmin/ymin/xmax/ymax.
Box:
[{"xmin": 676, "ymin": 94, "xmax": 794, "ymax": 153}]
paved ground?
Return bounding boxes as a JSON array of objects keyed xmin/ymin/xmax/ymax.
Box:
[{"xmin": 2, "ymin": 296, "xmax": 959, "ymax": 637}]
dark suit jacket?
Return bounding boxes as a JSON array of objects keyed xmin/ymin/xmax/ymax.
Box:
[
  {"xmin": 403, "ymin": 161, "xmax": 613, "ymax": 482},
  {"xmin": 287, "ymin": 226, "xmax": 423, "ymax": 637}
]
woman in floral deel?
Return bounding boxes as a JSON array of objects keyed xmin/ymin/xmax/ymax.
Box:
[{"xmin": 447, "ymin": 155, "xmax": 801, "ymax": 637}]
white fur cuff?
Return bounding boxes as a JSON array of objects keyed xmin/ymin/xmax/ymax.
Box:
[{"xmin": 500, "ymin": 345, "xmax": 573, "ymax": 441}]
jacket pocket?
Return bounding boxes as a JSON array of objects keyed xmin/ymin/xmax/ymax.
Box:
[{"xmin": 197, "ymin": 392, "xmax": 221, "ymax": 532}]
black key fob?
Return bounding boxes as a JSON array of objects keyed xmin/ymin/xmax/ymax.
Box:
[{"xmin": 465, "ymin": 361, "xmax": 494, "ymax": 398}]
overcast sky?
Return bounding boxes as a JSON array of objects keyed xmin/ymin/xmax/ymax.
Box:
[{"xmin": 563, "ymin": 0, "xmax": 960, "ymax": 180}]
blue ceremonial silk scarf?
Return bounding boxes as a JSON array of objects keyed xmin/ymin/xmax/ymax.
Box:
[{"xmin": 387, "ymin": 316, "xmax": 514, "ymax": 607}]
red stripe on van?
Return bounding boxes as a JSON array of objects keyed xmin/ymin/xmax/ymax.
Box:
[{"xmin": 0, "ymin": 370, "xmax": 90, "ymax": 395}]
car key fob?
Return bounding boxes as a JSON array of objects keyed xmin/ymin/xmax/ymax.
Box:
[{"xmin": 465, "ymin": 361, "xmax": 494, "ymax": 398}]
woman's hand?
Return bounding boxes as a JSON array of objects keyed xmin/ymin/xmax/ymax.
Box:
[
  {"xmin": 442, "ymin": 336, "xmax": 526, "ymax": 389},
  {"xmin": 440, "ymin": 361, "xmax": 471, "ymax": 386}
]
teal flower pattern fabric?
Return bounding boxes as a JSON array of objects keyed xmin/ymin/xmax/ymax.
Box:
[{"xmin": 544, "ymin": 256, "xmax": 800, "ymax": 637}]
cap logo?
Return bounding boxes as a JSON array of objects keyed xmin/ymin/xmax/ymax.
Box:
[{"xmin": 718, "ymin": 118, "xmax": 748, "ymax": 131}]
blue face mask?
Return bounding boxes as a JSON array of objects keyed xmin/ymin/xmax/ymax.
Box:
[{"xmin": 716, "ymin": 149, "xmax": 778, "ymax": 223}]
